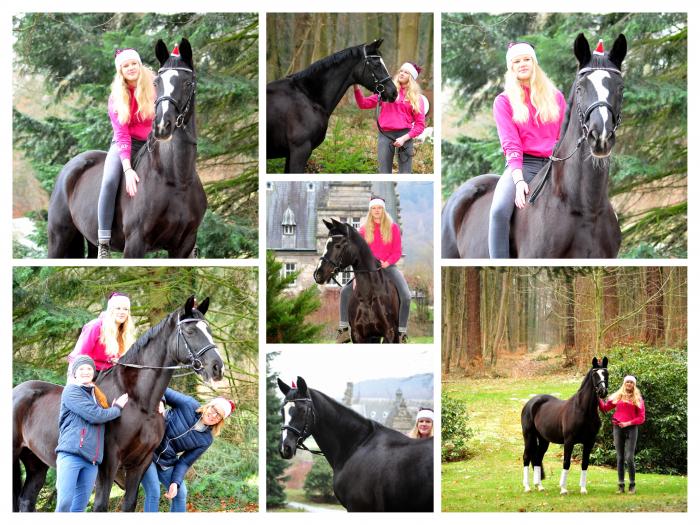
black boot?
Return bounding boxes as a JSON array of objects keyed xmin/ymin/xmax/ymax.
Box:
[
  {"xmin": 617, "ymin": 483, "xmax": 625, "ymax": 494},
  {"xmin": 628, "ymin": 483, "xmax": 636, "ymax": 494}
]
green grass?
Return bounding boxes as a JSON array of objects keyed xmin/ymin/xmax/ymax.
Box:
[
  {"xmin": 442, "ymin": 376, "xmax": 687, "ymax": 512},
  {"xmin": 284, "ymin": 488, "xmax": 345, "ymax": 511}
]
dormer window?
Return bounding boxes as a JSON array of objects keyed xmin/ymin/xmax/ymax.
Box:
[{"xmin": 282, "ymin": 207, "xmax": 296, "ymax": 236}]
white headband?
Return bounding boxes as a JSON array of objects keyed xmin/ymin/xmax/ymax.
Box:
[
  {"xmin": 115, "ymin": 49, "xmax": 142, "ymax": 71},
  {"xmin": 506, "ymin": 43, "xmax": 537, "ymax": 68},
  {"xmin": 211, "ymin": 397, "xmax": 234, "ymax": 418},
  {"xmin": 623, "ymin": 375, "xmax": 637, "ymax": 384},
  {"xmin": 108, "ymin": 294, "xmax": 130, "ymax": 310},
  {"xmin": 369, "ymin": 198, "xmax": 386, "ymax": 209},
  {"xmin": 416, "ymin": 409, "xmax": 434, "ymax": 421},
  {"xmin": 400, "ymin": 62, "xmax": 419, "ymax": 80}
]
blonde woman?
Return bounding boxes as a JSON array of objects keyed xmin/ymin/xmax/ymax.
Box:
[
  {"xmin": 336, "ymin": 196, "xmax": 411, "ymax": 343},
  {"xmin": 142, "ymin": 389, "xmax": 235, "ymax": 512},
  {"xmin": 489, "ymin": 42, "xmax": 567, "ymax": 258},
  {"xmin": 67, "ymin": 292, "xmax": 136, "ymax": 379},
  {"xmin": 599, "ymin": 376, "xmax": 646, "ymax": 494},
  {"xmin": 407, "ymin": 408, "xmax": 434, "ymax": 439},
  {"xmin": 97, "ymin": 48, "xmax": 156, "ymax": 258},
  {"xmin": 353, "ymin": 62, "xmax": 426, "ymax": 173}
]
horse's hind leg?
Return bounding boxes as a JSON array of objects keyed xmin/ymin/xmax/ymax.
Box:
[
  {"xmin": 522, "ymin": 431, "xmax": 537, "ymax": 492},
  {"xmin": 92, "ymin": 454, "xmax": 119, "ymax": 511},
  {"xmin": 121, "ymin": 462, "xmax": 151, "ymax": 512},
  {"xmin": 533, "ymin": 438, "xmax": 549, "ymax": 491},
  {"xmin": 17, "ymin": 450, "xmax": 49, "ymax": 512},
  {"xmin": 287, "ymin": 145, "xmax": 312, "ymax": 173},
  {"xmin": 48, "ymin": 221, "xmax": 86, "ymax": 258},
  {"xmin": 559, "ymin": 441, "xmax": 575, "ymax": 495},
  {"xmin": 579, "ymin": 440, "xmax": 594, "ymax": 494}
]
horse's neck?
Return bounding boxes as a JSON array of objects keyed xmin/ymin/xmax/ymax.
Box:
[
  {"xmin": 348, "ymin": 232, "xmax": 382, "ymax": 298},
  {"xmin": 559, "ymin": 121, "xmax": 611, "ymax": 214},
  {"xmin": 310, "ymin": 389, "xmax": 373, "ymax": 470},
  {"xmin": 153, "ymin": 132, "xmax": 197, "ymax": 185},
  {"xmin": 298, "ymin": 59, "xmax": 358, "ymax": 115},
  {"xmin": 572, "ymin": 372, "xmax": 598, "ymax": 412}
]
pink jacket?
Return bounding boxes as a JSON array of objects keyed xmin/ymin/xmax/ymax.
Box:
[
  {"xmin": 354, "ymin": 87, "xmax": 426, "ymax": 139},
  {"xmin": 358, "ymin": 222, "xmax": 402, "ymax": 266},
  {"xmin": 67, "ymin": 317, "xmax": 116, "ymax": 372},
  {"xmin": 599, "ymin": 397, "xmax": 646, "ymax": 427},
  {"xmin": 108, "ymin": 86, "xmax": 153, "ymax": 161},
  {"xmin": 493, "ymin": 86, "xmax": 567, "ymax": 170}
]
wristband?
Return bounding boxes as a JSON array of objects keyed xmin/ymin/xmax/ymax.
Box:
[
  {"xmin": 124, "ymin": 168, "xmax": 133, "ymax": 174},
  {"xmin": 515, "ymin": 180, "xmax": 527, "ymax": 186}
]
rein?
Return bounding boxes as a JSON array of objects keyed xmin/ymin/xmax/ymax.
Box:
[
  {"xmin": 320, "ymin": 251, "xmax": 382, "ymax": 287},
  {"xmin": 281, "ymin": 397, "xmax": 324, "ymax": 456},
  {"xmin": 115, "ymin": 316, "xmax": 217, "ymax": 373},
  {"xmin": 528, "ymin": 66, "xmax": 623, "ymax": 205}
]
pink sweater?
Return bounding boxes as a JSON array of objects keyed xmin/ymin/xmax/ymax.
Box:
[
  {"xmin": 354, "ymin": 87, "xmax": 426, "ymax": 139},
  {"xmin": 67, "ymin": 317, "xmax": 116, "ymax": 372},
  {"xmin": 493, "ymin": 86, "xmax": 566, "ymax": 170},
  {"xmin": 359, "ymin": 222, "xmax": 402, "ymax": 266},
  {"xmin": 108, "ymin": 86, "xmax": 153, "ymax": 160},
  {"xmin": 599, "ymin": 397, "xmax": 646, "ymax": 427}
]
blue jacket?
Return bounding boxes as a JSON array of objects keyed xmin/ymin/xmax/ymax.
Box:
[
  {"xmin": 56, "ymin": 383, "xmax": 122, "ymax": 464},
  {"xmin": 152, "ymin": 388, "xmax": 213, "ymax": 487}
]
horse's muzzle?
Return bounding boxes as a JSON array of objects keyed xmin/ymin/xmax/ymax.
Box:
[
  {"xmin": 587, "ymin": 129, "xmax": 616, "ymax": 158},
  {"xmin": 280, "ymin": 442, "xmax": 296, "ymax": 459}
]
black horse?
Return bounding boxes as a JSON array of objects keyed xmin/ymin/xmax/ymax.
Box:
[
  {"xmin": 313, "ymin": 218, "xmax": 400, "ymax": 343},
  {"xmin": 267, "ymin": 39, "xmax": 398, "ymax": 173},
  {"xmin": 13, "ymin": 296, "xmax": 224, "ymax": 512},
  {"xmin": 521, "ymin": 357, "xmax": 609, "ymax": 494},
  {"xmin": 278, "ymin": 377, "xmax": 433, "ymax": 512},
  {"xmin": 442, "ymin": 33, "xmax": 627, "ymax": 258},
  {"xmin": 48, "ymin": 38, "xmax": 206, "ymax": 258}
]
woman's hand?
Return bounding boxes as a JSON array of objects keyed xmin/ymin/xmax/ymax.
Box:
[
  {"xmin": 380, "ymin": 260, "xmax": 390, "ymax": 269},
  {"xmin": 514, "ymin": 180, "xmax": 529, "ymax": 209},
  {"xmin": 393, "ymin": 135, "xmax": 409, "ymax": 148},
  {"xmin": 619, "ymin": 421, "xmax": 630, "ymax": 428},
  {"xmin": 124, "ymin": 168, "xmax": 140, "ymax": 197},
  {"xmin": 114, "ymin": 393, "xmax": 129, "ymax": 408},
  {"xmin": 158, "ymin": 401, "xmax": 165, "ymax": 415},
  {"xmin": 165, "ymin": 482, "xmax": 178, "ymax": 500}
]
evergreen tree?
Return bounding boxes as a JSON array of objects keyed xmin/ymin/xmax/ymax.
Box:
[
  {"xmin": 303, "ymin": 457, "xmax": 338, "ymax": 503},
  {"xmin": 266, "ymin": 355, "xmax": 287, "ymax": 508},
  {"xmin": 266, "ymin": 251, "xmax": 324, "ymax": 343}
]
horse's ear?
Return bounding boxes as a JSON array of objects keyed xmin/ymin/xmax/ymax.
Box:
[
  {"xmin": 574, "ymin": 33, "xmax": 591, "ymax": 69},
  {"xmin": 184, "ymin": 295, "xmax": 196, "ymax": 318},
  {"xmin": 374, "ymin": 38, "xmax": 383, "ymax": 49},
  {"xmin": 156, "ymin": 39, "xmax": 169, "ymax": 66},
  {"xmin": 179, "ymin": 38, "xmax": 194, "ymax": 69},
  {"xmin": 297, "ymin": 376, "xmax": 308, "ymax": 395},
  {"xmin": 592, "ymin": 356, "xmax": 599, "ymax": 368},
  {"xmin": 602, "ymin": 356, "xmax": 608, "ymax": 368},
  {"xmin": 278, "ymin": 377, "xmax": 291, "ymax": 395},
  {"xmin": 197, "ymin": 297, "xmax": 210, "ymax": 316},
  {"xmin": 608, "ymin": 34, "xmax": 627, "ymax": 70},
  {"xmin": 323, "ymin": 218, "xmax": 333, "ymax": 231}
]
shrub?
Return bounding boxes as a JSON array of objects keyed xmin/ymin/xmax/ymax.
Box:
[
  {"xmin": 441, "ymin": 391, "xmax": 474, "ymax": 462},
  {"xmin": 590, "ymin": 345, "xmax": 687, "ymax": 474},
  {"xmin": 303, "ymin": 457, "xmax": 338, "ymax": 503}
]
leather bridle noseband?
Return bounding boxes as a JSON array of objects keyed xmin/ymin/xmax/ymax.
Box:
[
  {"xmin": 318, "ymin": 237, "xmax": 381, "ymax": 287},
  {"xmin": 362, "ymin": 45, "xmax": 392, "ymax": 95},
  {"xmin": 152, "ymin": 66, "xmax": 197, "ymax": 141},
  {"xmin": 281, "ymin": 397, "xmax": 323, "ymax": 455}
]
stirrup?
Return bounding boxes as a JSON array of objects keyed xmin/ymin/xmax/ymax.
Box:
[{"xmin": 97, "ymin": 241, "xmax": 111, "ymax": 259}]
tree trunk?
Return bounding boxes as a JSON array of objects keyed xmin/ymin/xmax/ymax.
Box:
[
  {"xmin": 465, "ymin": 267, "xmax": 482, "ymax": 372},
  {"xmin": 644, "ymin": 267, "xmax": 664, "ymax": 345},
  {"xmin": 397, "ymin": 13, "xmax": 420, "ymax": 65},
  {"xmin": 442, "ymin": 267, "xmax": 452, "ymax": 374},
  {"xmin": 563, "ymin": 272, "xmax": 576, "ymax": 366}
]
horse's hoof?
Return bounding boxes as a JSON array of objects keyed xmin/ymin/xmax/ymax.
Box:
[
  {"xmin": 524, "ymin": 487, "xmax": 531, "ymax": 493},
  {"xmin": 560, "ymin": 488, "xmax": 568, "ymax": 495},
  {"xmin": 537, "ymin": 485, "xmax": 545, "ymax": 492},
  {"xmin": 580, "ymin": 488, "xmax": 588, "ymax": 494}
]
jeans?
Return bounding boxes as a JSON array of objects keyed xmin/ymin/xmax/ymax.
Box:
[
  {"xmin": 377, "ymin": 129, "xmax": 413, "ymax": 173},
  {"xmin": 55, "ymin": 452, "xmax": 98, "ymax": 512},
  {"xmin": 488, "ymin": 154, "xmax": 549, "ymax": 258},
  {"xmin": 613, "ymin": 425, "xmax": 638, "ymax": 485},
  {"xmin": 141, "ymin": 461, "xmax": 188, "ymax": 512},
  {"xmin": 339, "ymin": 265, "xmax": 411, "ymax": 331}
]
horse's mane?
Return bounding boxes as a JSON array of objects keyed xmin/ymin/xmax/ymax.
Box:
[
  {"xmin": 289, "ymin": 45, "xmax": 364, "ymax": 81},
  {"xmin": 345, "ymin": 223, "xmax": 381, "ymax": 267}
]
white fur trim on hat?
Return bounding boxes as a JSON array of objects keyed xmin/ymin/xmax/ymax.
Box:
[
  {"xmin": 211, "ymin": 397, "xmax": 234, "ymax": 418},
  {"xmin": 623, "ymin": 375, "xmax": 637, "ymax": 384},
  {"xmin": 416, "ymin": 409, "xmax": 434, "ymax": 421},
  {"xmin": 108, "ymin": 293, "xmax": 130, "ymax": 310},
  {"xmin": 369, "ymin": 198, "xmax": 386, "ymax": 209},
  {"xmin": 506, "ymin": 43, "xmax": 537, "ymax": 67},
  {"xmin": 115, "ymin": 49, "xmax": 142, "ymax": 71},
  {"xmin": 401, "ymin": 62, "xmax": 419, "ymax": 80}
]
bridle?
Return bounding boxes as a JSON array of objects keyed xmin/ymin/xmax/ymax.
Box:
[
  {"xmin": 318, "ymin": 237, "xmax": 381, "ymax": 287},
  {"xmin": 362, "ymin": 45, "xmax": 392, "ymax": 95},
  {"xmin": 280, "ymin": 397, "xmax": 323, "ymax": 455},
  {"xmin": 591, "ymin": 368, "xmax": 609, "ymax": 398},
  {"xmin": 149, "ymin": 65, "xmax": 197, "ymax": 151},
  {"xmin": 115, "ymin": 315, "xmax": 218, "ymax": 373},
  {"xmin": 529, "ymin": 65, "xmax": 623, "ymax": 204}
]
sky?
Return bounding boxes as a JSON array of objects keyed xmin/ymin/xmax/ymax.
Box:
[{"xmin": 268, "ymin": 346, "xmax": 434, "ymax": 399}]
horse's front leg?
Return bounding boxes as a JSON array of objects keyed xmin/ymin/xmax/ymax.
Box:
[
  {"xmin": 92, "ymin": 454, "xmax": 119, "ymax": 511},
  {"xmin": 560, "ymin": 441, "xmax": 575, "ymax": 495},
  {"xmin": 168, "ymin": 233, "xmax": 197, "ymax": 258},
  {"xmin": 579, "ymin": 441, "xmax": 595, "ymax": 494},
  {"xmin": 123, "ymin": 235, "xmax": 147, "ymax": 259},
  {"xmin": 121, "ymin": 461, "xmax": 151, "ymax": 512},
  {"xmin": 287, "ymin": 143, "xmax": 312, "ymax": 173}
]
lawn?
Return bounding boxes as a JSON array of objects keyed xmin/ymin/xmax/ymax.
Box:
[{"xmin": 442, "ymin": 376, "xmax": 687, "ymax": 512}]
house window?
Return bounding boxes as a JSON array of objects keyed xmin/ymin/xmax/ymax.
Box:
[
  {"xmin": 351, "ymin": 217, "xmax": 361, "ymax": 229},
  {"xmin": 283, "ymin": 262, "xmax": 297, "ymax": 286},
  {"xmin": 283, "ymin": 224, "xmax": 295, "ymax": 235},
  {"xmin": 341, "ymin": 269, "xmax": 353, "ymax": 286}
]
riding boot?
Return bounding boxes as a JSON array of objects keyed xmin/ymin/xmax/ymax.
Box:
[
  {"xmin": 628, "ymin": 483, "xmax": 636, "ymax": 494},
  {"xmin": 617, "ymin": 483, "xmax": 625, "ymax": 494},
  {"xmin": 335, "ymin": 327, "xmax": 351, "ymax": 344},
  {"xmin": 97, "ymin": 240, "xmax": 111, "ymax": 259}
]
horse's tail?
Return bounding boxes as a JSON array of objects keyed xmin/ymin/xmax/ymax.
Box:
[{"xmin": 441, "ymin": 176, "xmax": 497, "ymax": 258}]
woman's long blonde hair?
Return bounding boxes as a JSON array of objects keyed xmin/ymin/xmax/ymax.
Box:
[
  {"xmin": 110, "ymin": 63, "xmax": 156, "ymax": 125},
  {"xmin": 504, "ymin": 61, "xmax": 560, "ymax": 124},
  {"xmin": 99, "ymin": 300, "xmax": 136, "ymax": 359},
  {"xmin": 197, "ymin": 402, "xmax": 226, "ymax": 437},
  {"xmin": 394, "ymin": 72, "xmax": 422, "ymax": 114},
  {"xmin": 609, "ymin": 383, "xmax": 643, "ymax": 408},
  {"xmin": 364, "ymin": 207, "xmax": 394, "ymax": 245}
]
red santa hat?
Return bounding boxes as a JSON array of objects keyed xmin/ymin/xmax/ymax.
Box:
[{"xmin": 593, "ymin": 39, "xmax": 605, "ymax": 56}]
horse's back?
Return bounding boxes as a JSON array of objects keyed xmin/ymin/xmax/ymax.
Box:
[
  {"xmin": 13, "ymin": 381, "xmax": 62, "ymax": 467},
  {"xmin": 442, "ymin": 174, "xmax": 498, "ymax": 258},
  {"xmin": 522, "ymin": 394, "xmax": 567, "ymax": 443}
]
